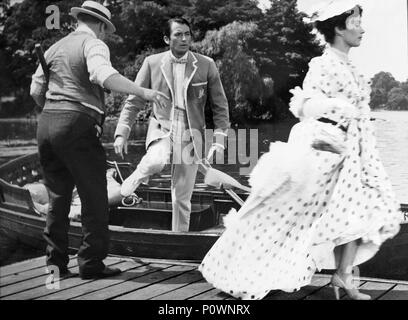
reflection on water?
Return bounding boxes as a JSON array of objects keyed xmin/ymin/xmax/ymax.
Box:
[{"xmin": 371, "ymin": 111, "xmax": 408, "ymax": 202}]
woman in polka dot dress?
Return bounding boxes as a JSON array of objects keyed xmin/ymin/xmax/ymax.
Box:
[{"xmin": 199, "ymin": 3, "xmax": 402, "ymax": 300}]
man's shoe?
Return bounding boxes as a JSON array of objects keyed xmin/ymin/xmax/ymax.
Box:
[
  {"xmin": 60, "ymin": 269, "xmax": 77, "ymax": 278},
  {"xmin": 120, "ymin": 170, "xmax": 141, "ymax": 197},
  {"xmin": 80, "ymin": 267, "xmax": 122, "ymax": 280}
]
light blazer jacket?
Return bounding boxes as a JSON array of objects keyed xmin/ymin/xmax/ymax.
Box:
[{"xmin": 115, "ymin": 50, "xmax": 230, "ymax": 155}]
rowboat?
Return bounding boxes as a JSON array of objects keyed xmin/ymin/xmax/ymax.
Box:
[
  {"xmin": 0, "ymin": 152, "xmax": 407, "ymax": 279},
  {"xmin": 0, "ymin": 152, "xmax": 242, "ymax": 261}
]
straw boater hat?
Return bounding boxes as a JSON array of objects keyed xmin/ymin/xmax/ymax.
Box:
[
  {"xmin": 301, "ymin": 0, "xmax": 360, "ymax": 23},
  {"xmin": 70, "ymin": 1, "xmax": 116, "ymax": 33}
]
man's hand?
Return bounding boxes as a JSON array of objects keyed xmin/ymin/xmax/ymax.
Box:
[
  {"xmin": 114, "ymin": 136, "xmax": 128, "ymax": 159},
  {"xmin": 207, "ymin": 144, "xmax": 224, "ymax": 161},
  {"xmin": 142, "ymin": 89, "xmax": 170, "ymax": 109}
]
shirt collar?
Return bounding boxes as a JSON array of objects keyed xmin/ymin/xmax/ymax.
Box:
[
  {"xmin": 327, "ymin": 46, "xmax": 350, "ymax": 63},
  {"xmin": 169, "ymin": 51, "xmax": 189, "ymax": 62},
  {"xmin": 76, "ymin": 24, "xmax": 97, "ymax": 39}
]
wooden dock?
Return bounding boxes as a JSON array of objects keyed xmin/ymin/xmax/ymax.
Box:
[{"xmin": 1, "ymin": 256, "xmax": 407, "ymax": 300}]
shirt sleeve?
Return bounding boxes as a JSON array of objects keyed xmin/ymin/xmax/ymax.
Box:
[
  {"xmin": 290, "ymin": 57, "xmax": 351, "ymax": 120},
  {"xmin": 30, "ymin": 64, "xmax": 47, "ymax": 97},
  {"xmin": 302, "ymin": 57, "xmax": 339, "ymax": 97},
  {"xmin": 83, "ymin": 38, "xmax": 119, "ymax": 88}
]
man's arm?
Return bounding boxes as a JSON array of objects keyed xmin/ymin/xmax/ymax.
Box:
[
  {"xmin": 114, "ymin": 58, "xmax": 152, "ymax": 140},
  {"xmin": 208, "ymin": 59, "xmax": 230, "ymax": 151},
  {"xmin": 84, "ymin": 38, "xmax": 165, "ymax": 112}
]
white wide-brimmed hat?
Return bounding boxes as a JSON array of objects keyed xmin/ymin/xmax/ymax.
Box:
[
  {"xmin": 300, "ymin": 0, "xmax": 361, "ymax": 23},
  {"xmin": 70, "ymin": 1, "xmax": 116, "ymax": 33}
]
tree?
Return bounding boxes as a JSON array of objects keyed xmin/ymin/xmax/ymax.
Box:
[
  {"xmin": 185, "ymin": 0, "xmax": 262, "ymax": 40},
  {"xmin": 253, "ymin": 0, "xmax": 323, "ymax": 100},
  {"xmin": 370, "ymin": 71, "xmax": 400, "ymax": 109},
  {"xmin": 0, "ymin": 0, "xmax": 324, "ymax": 119},
  {"xmin": 0, "ymin": 0, "xmax": 11, "ymax": 97},
  {"xmin": 1, "ymin": 0, "xmax": 80, "ymax": 116},
  {"xmin": 0, "ymin": 0, "xmax": 10, "ymax": 29},
  {"xmin": 194, "ymin": 21, "xmax": 265, "ymax": 123},
  {"xmin": 115, "ymin": 1, "xmax": 169, "ymax": 59},
  {"xmin": 387, "ymin": 82, "xmax": 408, "ymax": 110}
]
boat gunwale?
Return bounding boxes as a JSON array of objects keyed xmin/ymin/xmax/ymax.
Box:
[
  {"xmin": 0, "ymin": 206, "xmax": 223, "ymax": 237},
  {"xmin": 0, "ymin": 151, "xmax": 407, "ymax": 224}
]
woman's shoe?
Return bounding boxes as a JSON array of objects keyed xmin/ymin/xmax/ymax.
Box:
[{"xmin": 331, "ymin": 273, "xmax": 371, "ymax": 300}]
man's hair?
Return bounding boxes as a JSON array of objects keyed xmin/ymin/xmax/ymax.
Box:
[
  {"xmin": 315, "ymin": 6, "xmax": 363, "ymax": 44},
  {"xmin": 77, "ymin": 12, "xmax": 105, "ymax": 27},
  {"xmin": 163, "ymin": 17, "xmax": 191, "ymax": 38}
]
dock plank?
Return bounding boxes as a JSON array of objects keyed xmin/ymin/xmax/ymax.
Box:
[
  {"xmin": 1, "ymin": 255, "xmax": 406, "ymax": 300},
  {"xmin": 1, "ymin": 270, "xmax": 76, "ymax": 299},
  {"xmin": 115, "ymin": 268, "xmax": 202, "ymax": 300},
  {"xmin": 303, "ymin": 284, "xmax": 338, "ymax": 300},
  {"xmin": 303, "ymin": 277, "xmax": 367, "ymax": 300},
  {"xmin": 151, "ymin": 279, "xmax": 214, "ymax": 300},
  {"xmin": 1, "ymin": 258, "xmax": 78, "ymax": 288},
  {"xmin": 189, "ymin": 288, "xmax": 231, "ymax": 300},
  {"xmin": 0, "ymin": 257, "xmax": 47, "ymax": 278},
  {"xmin": 0, "ymin": 259, "xmax": 120, "ymax": 299},
  {"xmin": 268, "ymin": 275, "xmax": 331, "ymax": 300},
  {"xmin": 72, "ymin": 263, "xmax": 175, "ymax": 300},
  {"xmin": 379, "ymin": 285, "xmax": 408, "ymax": 300},
  {"xmin": 35, "ymin": 260, "xmax": 146, "ymax": 300},
  {"xmin": 342, "ymin": 281, "xmax": 395, "ymax": 300}
]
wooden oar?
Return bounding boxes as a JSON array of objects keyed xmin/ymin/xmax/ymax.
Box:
[
  {"xmin": 199, "ymin": 150, "xmax": 249, "ymax": 207},
  {"xmin": 34, "ymin": 44, "xmax": 49, "ymax": 80}
]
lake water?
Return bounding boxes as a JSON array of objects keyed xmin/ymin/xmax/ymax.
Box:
[{"xmin": 0, "ymin": 111, "xmax": 407, "ymax": 266}]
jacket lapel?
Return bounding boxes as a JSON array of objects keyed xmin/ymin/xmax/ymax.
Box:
[
  {"xmin": 182, "ymin": 52, "xmax": 199, "ymax": 158},
  {"xmin": 160, "ymin": 51, "xmax": 175, "ymax": 102},
  {"xmin": 184, "ymin": 52, "xmax": 198, "ymax": 96}
]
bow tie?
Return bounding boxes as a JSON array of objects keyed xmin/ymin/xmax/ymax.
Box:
[{"xmin": 171, "ymin": 57, "xmax": 187, "ymax": 64}]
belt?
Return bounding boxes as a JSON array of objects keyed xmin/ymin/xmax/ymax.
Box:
[
  {"xmin": 44, "ymin": 100, "xmax": 105, "ymax": 126},
  {"xmin": 317, "ymin": 117, "xmax": 348, "ymax": 133}
]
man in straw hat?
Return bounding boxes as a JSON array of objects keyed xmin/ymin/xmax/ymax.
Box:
[{"xmin": 30, "ymin": 0, "xmax": 168, "ymax": 280}]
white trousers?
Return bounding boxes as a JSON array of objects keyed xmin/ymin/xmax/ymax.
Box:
[{"xmin": 131, "ymin": 109, "xmax": 198, "ymax": 232}]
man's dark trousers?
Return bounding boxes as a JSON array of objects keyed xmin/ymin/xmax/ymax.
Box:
[{"xmin": 37, "ymin": 104, "xmax": 109, "ymax": 275}]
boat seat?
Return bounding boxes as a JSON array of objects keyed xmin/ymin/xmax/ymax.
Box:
[
  {"xmin": 109, "ymin": 201, "xmax": 217, "ymax": 231},
  {"xmin": 0, "ymin": 155, "xmax": 43, "ymax": 186}
]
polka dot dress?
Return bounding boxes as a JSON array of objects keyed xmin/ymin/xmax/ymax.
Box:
[{"xmin": 198, "ymin": 47, "xmax": 402, "ymax": 300}]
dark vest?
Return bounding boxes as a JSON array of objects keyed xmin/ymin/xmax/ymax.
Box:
[{"xmin": 45, "ymin": 31, "xmax": 105, "ymax": 113}]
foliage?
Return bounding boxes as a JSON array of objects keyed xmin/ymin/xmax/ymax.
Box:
[
  {"xmin": 194, "ymin": 21, "xmax": 264, "ymax": 122},
  {"xmin": 113, "ymin": 0, "xmax": 168, "ymax": 58},
  {"xmin": 0, "ymin": 0, "xmax": 10, "ymax": 29},
  {"xmin": 185, "ymin": 0, "xmax": 262, "ymax": 40},
  {"xmin": 369, "ymin": 72, "xmax": 400, "ymax": 110},
  {"xmin": 387, "ymin": 81, "xmax": 408, "ymax": 111},
  {"xmin": 253, "ymin": 0, "xmax": 323, "ymax": 97},
  {"xmin": 0, "ymin": 0, "xmax": 330, "ymax": 120},
  {"xmin": 0, "ymin": 0, "xmax": 80, "ymax": 116}
]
